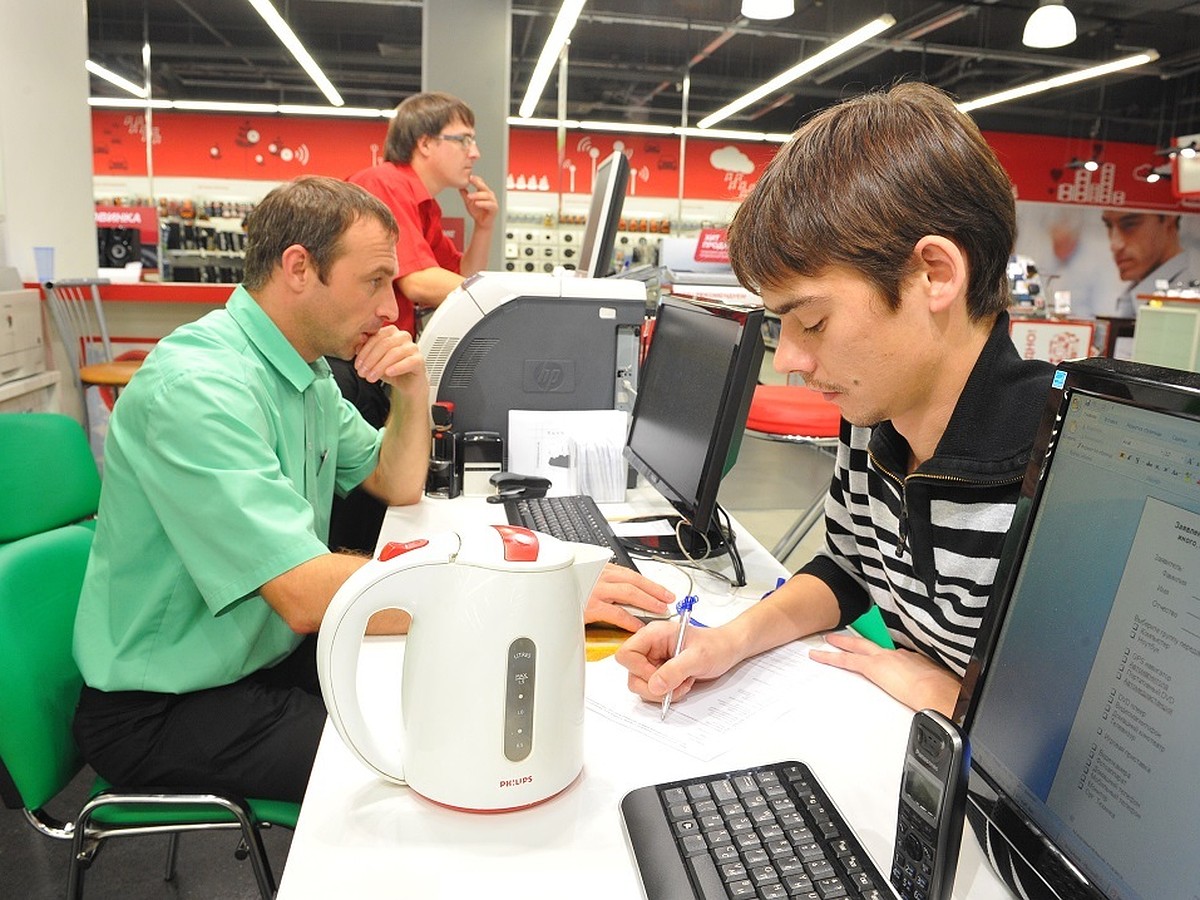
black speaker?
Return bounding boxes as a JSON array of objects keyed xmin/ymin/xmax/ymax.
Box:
[{"xmin": 97, "ymin": 227, "xmax": 141, "ymax": 267}]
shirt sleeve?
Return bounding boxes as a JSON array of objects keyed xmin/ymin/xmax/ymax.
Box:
[
  {"xmin": 139, "ymin": 369, "xmax": 333, "ymax": 614},
  {"xmin": 332, "ymin": 384, "xmax": 385, "ymax": 496}
]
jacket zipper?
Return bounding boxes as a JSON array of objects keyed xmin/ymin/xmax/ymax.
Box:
[{"xmin": 867, "ymin": 449, "xmax": 1022, "ymax": 558}]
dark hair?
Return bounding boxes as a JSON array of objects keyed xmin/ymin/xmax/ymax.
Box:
[
  {"xmin": 242, "ymin": 176, "xmax": 398, "ymax": 290},
  {"xmin": 728, "ymin": 81, "xmax": 1016, "ymax": 321},
  {"xmin": 384, "ymin": 91, "xmax": 476, "ymax": 164}
]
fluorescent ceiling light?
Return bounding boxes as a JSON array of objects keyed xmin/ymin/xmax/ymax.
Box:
[
  {"xmin": 246, "ymin": 0, "xmax": 344, "ymax": 106},
  {"xmin": 957, "ymin": 50, "xmax": 1158, "ymax": 113},
  {"xmin": 89, "ymin": 97, "xmax": 173, "ymax": 110},
  {"xmin": 697, "ymin": 14, "xmax": 896, "ymax": 129},
  {"xmin": 507, "ymin": 115, "xmax": 790, "ymax": 144},
  {"xmin": 1022, "ymin": 1, "xmax": 1076, "ymax": 50},
  {"xmin": 89, "ymin": 96, "xmax": 390, "ymax": 118},
  {"xmin": 174, "ymin": 99, "xmax": 280, "ymax": 114},
  {"xmin": 86, "ymin": 60, "xmax": 147, "ymax": 99},
  {"xmin": 518, "ymin": 0, "xmax": 586, "ymax": 119},
  {"xmin": 741, "ymin": 0, "xmax": 794, "ymax": 21},
  {"xmin": 580, "ymin": 119, "xmax": 674, "ymax": 135}
]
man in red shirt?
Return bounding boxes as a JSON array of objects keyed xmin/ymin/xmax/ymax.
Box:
[{"xmin": 349, "ymin": 91, "xmax": 499, "ymax": 335}]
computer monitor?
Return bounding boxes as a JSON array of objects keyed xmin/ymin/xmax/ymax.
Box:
[
  {"xmin": 575, "ymin": 151, "xmax": 630, "ymax": 278},
  {"xmin": 956, "ymin": 357, "xmax": 1200, "ymax": 900},
  {"xmin": 622, "ymin": 295, "xmax": 764, "ymax": 567}
]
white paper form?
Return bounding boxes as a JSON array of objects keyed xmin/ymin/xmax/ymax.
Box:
[
  {"xmin": 585, "ymin": 640, "xmax": 823, "ymax": 761},
  {"xmin": 508, "ymin": 409, "xmax": 629, "ymax": 501}
]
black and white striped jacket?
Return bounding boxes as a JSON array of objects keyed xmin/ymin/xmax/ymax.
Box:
[{"xmin": 799, "ymin": 312, "xmax": 1055, "ymax": 676}]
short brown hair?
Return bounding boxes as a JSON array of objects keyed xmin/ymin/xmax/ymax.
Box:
[
  {"xmin": 728, "ymin": 81, "xmax": 1015, "ymax": 321},
  {"xmin": 384, "ymin": 91, "xmax": 476, "ymax": 164},
  {"xmin": 241, "ymin": 176, "xmax": 398, "ymax": 291}
]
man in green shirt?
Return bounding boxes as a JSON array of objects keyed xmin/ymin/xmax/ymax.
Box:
[{"xmin": 72, "ymin": 176, "xmax": 429, "ymax": 803}]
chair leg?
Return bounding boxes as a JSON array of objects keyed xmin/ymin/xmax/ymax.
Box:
[
  {"xmin": 236, "ymin": 825, "xmax": 279, "ymax": 899},
  {"xmin": 163, "ymin": 832, "xmax": 179, "ymax": 882},
  {"xmin": 770, "ymin": 492, "xmax": 825, "ymax": 562},
  {"xmin": 66, "ymin": 833, "xmax": 95, "ymax": 900}
]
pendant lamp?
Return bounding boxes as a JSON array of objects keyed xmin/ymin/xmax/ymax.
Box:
[
  {"xmin": 1022, "ymin": 1, "xmax": 1077, "ymax": 49},
  {"xmin": 742, "ymin": 0, "xmax": 795, "ymax": 21}
]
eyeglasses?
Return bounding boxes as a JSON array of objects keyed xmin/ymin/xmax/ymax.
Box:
[{"xmin": 437, "ymin": 133, "xmax": 477, "ymax": 149}]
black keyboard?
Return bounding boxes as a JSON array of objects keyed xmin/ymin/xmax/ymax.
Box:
[
  {"xmin": 504, "ymin": 494, "xmax": 638, "ymax": 572},
  {"xmin": 621, "ymin": 761, "xmax": 895, "ymax": 900}
]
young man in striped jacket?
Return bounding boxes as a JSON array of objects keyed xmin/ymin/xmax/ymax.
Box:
[{"xmin": 617, "ymin": 82, "xmax": 1054, "ymax": 718}]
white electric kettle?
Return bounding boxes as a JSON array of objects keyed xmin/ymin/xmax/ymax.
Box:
[{"xmin": 316, "ymin": 524, "xmax": 610, "ymax": 811}]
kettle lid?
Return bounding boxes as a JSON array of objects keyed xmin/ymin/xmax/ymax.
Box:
[{"xmin": 454, "ymin": 524, "xmax": 580, "ymax": 571}]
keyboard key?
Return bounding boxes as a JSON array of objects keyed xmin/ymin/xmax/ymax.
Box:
[
  {"xmin": 684, "ymin": 851, "xmax": 737, "ymax": 900},
  {"xmin": 667, "ymin": 802, "xmax": 694, "ymax": 821},
  {"xmin": 720, "ymin": 861, "xmax": 748, "ymax": 882},
  {"xmin": 711, "ymin": 779, "xmax": 737, "ymax": 803},
  {"xmin": 783, "ymin": 873, "xmax": 815, "ymax": 893},
  {"xmin": 815, "ymin": 876, "xmax": 848, "ymax": 899}
]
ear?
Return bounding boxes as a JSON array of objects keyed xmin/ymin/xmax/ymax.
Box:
[
  {"xmin": 414, "ymin": 133, "xmax": 437, "ymax": 161},
  {"xmin": 912, "ymin": 235, "xmax": 967, "ymax": 315},
  {"xmin": 278, "ymin": 243, "xmax": 314, "ymax": 293}
]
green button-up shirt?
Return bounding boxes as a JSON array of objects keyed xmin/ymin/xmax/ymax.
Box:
[{"xmin": 74, "ymin": 286, "xmax": 383, "ymax": 693}]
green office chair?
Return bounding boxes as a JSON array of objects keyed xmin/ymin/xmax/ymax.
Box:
[
  {"xmin": 0, "ymin": 524, "xmax": 300, "ymax": 899},
  {"xmin": 0, "ymin": 412, "xmax": 100, "ymax": 541}
]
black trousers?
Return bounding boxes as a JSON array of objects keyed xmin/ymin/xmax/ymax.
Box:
[{"xmin": 73, "ymin": 636, "xmax": 326, "ymax": 804}]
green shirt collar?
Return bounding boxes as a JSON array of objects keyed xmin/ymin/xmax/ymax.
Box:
[{"xmin": 226, "ymin": 284, "xmax": 332, "ymax": 392}]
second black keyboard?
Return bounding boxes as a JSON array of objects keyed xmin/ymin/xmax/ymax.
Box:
[
  {"xmin": 621, "ymin": 760, "xmax": 894, "ymax": 900},
  {"xmin": 504, "ymin": 494, "xmax": 639, "ymax": 572}
]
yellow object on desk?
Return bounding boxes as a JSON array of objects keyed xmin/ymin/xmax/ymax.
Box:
[{"xmin": 585, "ymin": 624, "xmax": 630, "ymax": 661}]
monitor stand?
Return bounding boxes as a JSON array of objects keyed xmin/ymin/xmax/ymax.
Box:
[{"xmin": 618, "ymin": 514, "xmax": 731, "ymax": 561}]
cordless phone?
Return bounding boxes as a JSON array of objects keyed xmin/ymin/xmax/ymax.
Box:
[{"xmin": 890, "ymin": 709, "xmax": 969, "ymax": 900}]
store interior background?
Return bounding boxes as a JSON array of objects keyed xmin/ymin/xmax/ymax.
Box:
[
  {"xmin": 2, "ymin": 3, "xmax": 1200, "ymax": 896},
  {"xmin": 4, "ymin": 1, "xmax": 1200, "ymax": 343}
]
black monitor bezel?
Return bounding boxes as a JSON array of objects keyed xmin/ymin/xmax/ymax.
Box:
[
  {"xmin": 956, "ymin": 356, "xmax": 1200, "ymax": 900},
  {"xmin": 622, "ymin": 295, "xmax": 764, "ymax": 538},
  {"xmin": 576, "ymin": 150, "xmax": 630, "ymax": 279}
]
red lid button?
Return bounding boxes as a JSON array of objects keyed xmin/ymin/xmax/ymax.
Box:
[
  {"xmin": 492, "ymin": 525, "xmax": 540, "ymax": 562},
  {"xmin": 377, "ymin": 539, "xmax": 429, "ymax": 562}
]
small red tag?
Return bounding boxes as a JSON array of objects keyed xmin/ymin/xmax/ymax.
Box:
[{"xmin": 377, "ymin": 539, "xmax": 429, "ymax": 562}]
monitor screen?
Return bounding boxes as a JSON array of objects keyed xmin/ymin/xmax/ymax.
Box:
[
  {"xmin": 575, "ymin": 151, "xmax": 630, "ymax": 279},
  {"xmin": 623, "ymin": 295, "xmax": 764, "ymax": 556},
  {"xmin": 957, "ymin": 357, "xmax": 1200, "ymax": 900}
]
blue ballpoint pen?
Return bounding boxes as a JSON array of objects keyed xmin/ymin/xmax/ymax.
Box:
[{"xmin": 660, "ymin": 594, "xmax": 697, "ymax": 721}]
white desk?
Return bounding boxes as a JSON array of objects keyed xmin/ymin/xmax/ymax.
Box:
[{"xmin": 278, "ymin": 493, "xmax": 1012, "ymax": 899}]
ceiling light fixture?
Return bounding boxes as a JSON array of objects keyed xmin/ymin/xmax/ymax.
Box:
[
  {"xmin": 88, "ymin": 96, "xmax": 391, "ymax": 118},
  {"xmin": 741, "ymin": 0, "xmax": 794, "ymax": 21},
  {"xmin": 506, "ymin": 115, "xmax": 792, "ymax": 143},
  {"xmin": 518, "ymin": 0, "xmax": 586, "ymax": 119},
  {"xmin": 85, "ymin": 60, "xmax": 148, "ymax": 99},
  {"xmin": 957, "ymin": 50, "xmax": 1158, "ymax": 113},
  {"xmin": 1022, "ymin": 1, "xmax": 1077, "ymax": 50},
  {"xmin": 698, "ymin": 14, "xmax": 896, "ymax": 129},
  {"xmin": 246, "ymin": 0, "xmax": 344, "ymax": 106}
]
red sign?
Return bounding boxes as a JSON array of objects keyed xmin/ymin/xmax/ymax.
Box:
[
  {"xmin": 694, "ymin": 228, "xmax": 730, "ymax": 263},
  {"xmin": 94, "ymin": 205, "xmax": 158, "ymax": 248}
]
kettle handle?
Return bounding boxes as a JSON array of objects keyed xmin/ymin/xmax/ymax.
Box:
[{"xmin": 316, "ymin": 563, "xmax": 412, "ymax": 785}]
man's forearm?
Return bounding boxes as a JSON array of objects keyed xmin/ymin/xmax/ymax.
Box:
[
  {"xmin": 362, "ymin": 384, "xmax": 430, "ymax": 506},
  {"xmin": 460, "ymin": 226, "xmax": 494, "ymax": 278}
]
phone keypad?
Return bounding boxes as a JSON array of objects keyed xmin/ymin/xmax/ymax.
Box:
[{"xmin": 891, "ymin": 802, "xmax": 935, "ymax": 900}]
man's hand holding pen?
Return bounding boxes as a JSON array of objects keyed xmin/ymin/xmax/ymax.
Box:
[{"xmin": 616, "ymin": 597, "xmax": 743, "ymax": 711}]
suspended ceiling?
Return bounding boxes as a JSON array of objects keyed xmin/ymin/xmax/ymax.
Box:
[{"xmin": 86, "ymin": 1, "xmax": 1200, "ymax": 145}]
